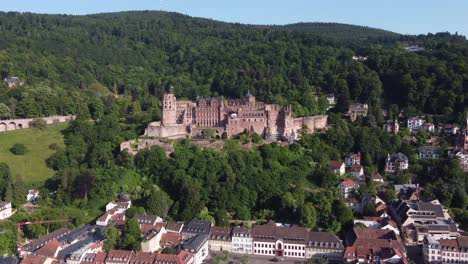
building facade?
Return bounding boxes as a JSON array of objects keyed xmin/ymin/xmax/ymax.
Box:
[
  {"xmin": 385, "ymin": 153, "xmax": 409, "ymax": 174},
  {"xmin": 231, "ymin": 227, "xmax": 252, "ymax": 255},
  {"xmin": 144, "ymin": 91, "xmax": 327, "ymax": 140},
  {"xmin": 0, "ymin": 201, "xmax": 12, "ymax": 220},
  {"xmin": 423, "ymin": 236, "xmax": 468, "ymax": 264}
]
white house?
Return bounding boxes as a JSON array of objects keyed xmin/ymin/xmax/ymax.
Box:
[
  {"xmin": 231, "ymin": 227, "xmax": 252, "ymax": 255},
  {"xmin": 26, "ymin": 189, "xmax": 39, "ymax": 203},
  {"xmin": 421, "ymin": 122, "xmax": 435, "ymax": 133},
  {"xmin": 407, "ymin": 117, "xmax": 425, "ymax": 132},
  {"xmin": 328, "ymin": 161, "xmax": 345, "ymax": 175},
  {"xmin": 141, "ymin": 226, "xmax": 167, "ymax": 253},
  {"xmin": 209, "ymin": 226, "xmax": 232, "ymax": 252},
  {"xmin": 338, "ymin": 179, "xmax": 358, "ymax": 199},
  {"xmin": 0, "ymin": 201, "xmax": 13, "ymax": 220},
  {"xmin": 349, "ymin": 164, "xmax": 364, "ymax": 179},
  {"xmin": 385, "ymin": 153, "xmax": 409, "ymax": 173},
  {"xmin": 345, "ymin": 153, "xmax": 360, "ymax": 167},
  {"xmin": 182, "ymin": 234, "xmax": 209, "ymax": 264},
  {"xmin": 418, "ymin": 146, "xmax": 440, "ymax": 159}
]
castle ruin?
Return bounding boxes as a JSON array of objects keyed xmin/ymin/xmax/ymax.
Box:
[{"xmin": 144, "ymin": 91, "xmax": 327, "ymax": 140}]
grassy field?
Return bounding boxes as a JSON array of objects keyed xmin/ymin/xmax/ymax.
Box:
[{"xmin": 0, "ymin": 123, "xmax": 68, "ymax": 185}]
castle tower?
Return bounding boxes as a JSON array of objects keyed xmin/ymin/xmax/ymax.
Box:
[
  {"xmin": 246, "ymin": 89, "xmax": 256, "ymax": 105},
  {"xmin": 162, "ymin": 91, "xmax": 177, "ymax": 125}
]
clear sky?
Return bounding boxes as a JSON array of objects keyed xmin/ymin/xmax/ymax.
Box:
[{"xmin": 1, "ymin": 0, "xmax": 467, "ymax": 36}]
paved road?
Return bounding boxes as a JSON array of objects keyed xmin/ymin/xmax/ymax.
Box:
[{"xmin": 221, "ymin": 253, "xmax": 306, "ymax": 264}]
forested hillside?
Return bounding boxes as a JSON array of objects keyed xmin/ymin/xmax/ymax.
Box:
[{"xmin": 0, "ymin": 11, "xmax": 466, "ymax": 123}]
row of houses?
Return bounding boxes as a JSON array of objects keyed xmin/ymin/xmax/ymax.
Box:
[{"xmin": 407, "ymin": 117, "xmax": 460, "ymax": 134}]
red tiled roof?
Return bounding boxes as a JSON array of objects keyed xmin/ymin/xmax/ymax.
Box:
[
  {"xmin": 129, "ymin": 252, "xmax": 156, "ymax": 264},
  {"xmin": 165, "ymin": 222, "xmax": 183, "ymax": 233},
  {"xmin": 106, "ymin": 250, "xmax": 134, "ymax": 263},
  {"xmin": 328, "ymin": 160, "xmax": 343, "ymax": 169},
  {"xmin": 141, "ymin": 222, "xmax": 165, "ymax": 235},
  {"xmin": 154, "ymin": 251, "xmax": 193, "ymax": 264},
  {"xmin": 350, "ymin": 164, "xmax": 363, "ymax": 172},
  {"xmin": 160, "ymin": 233, "xmax": 182, "ymax": 248},
  {"xmin": 340, "ymin": 179, "xmax": 356, "ymax": 188},
  {"xmin": 35, "ymin": 239, "xmax": 61, "ymax": 258},
  {"xmin": 21, "ymin": 255, "xmax": 48, "ymax": 264}
]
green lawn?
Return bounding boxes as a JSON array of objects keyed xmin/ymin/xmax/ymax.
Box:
[{"xmin": 0, "ymin": 123, "xmax": 68, "ymax": 185}]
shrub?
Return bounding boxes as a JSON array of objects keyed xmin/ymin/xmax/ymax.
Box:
[
  {"xmin": 31, "ymin": 117, "xmax": 47, "ymax": 129},
  {"xmin": 10, "ymin": 143, "xmax": 28, "ymax": 155},
  {"xmin": 48, "ymin": 143, "xmax": 60, "ymax": 150}
]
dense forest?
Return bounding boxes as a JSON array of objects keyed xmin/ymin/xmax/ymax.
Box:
[
  {"xmin": 0, "ymin": 11, "xmax": 466, "ymax": 122},
  {"xmin": 0, "ymin": 11, "xmax": 467, "ymax": 255}
]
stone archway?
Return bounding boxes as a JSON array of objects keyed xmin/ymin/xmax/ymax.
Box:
[
  {"xmin": 8, "ymin": 122, "xmax": 16, "ymax": 131},
  {"xmin": 0, "ymin": 122, "xmax": 7, "ymax": 132},
  {"xmin": 18, "ymin": 123, "xmax": 23, "ymax": 129}
]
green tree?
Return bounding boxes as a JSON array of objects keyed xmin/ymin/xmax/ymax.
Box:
[
  {"xmin": 10, "ymin": 143, "xmax": 28, "ymax": 155},
  {"xmin": 103, "ymin": 224, "xmax": 119, "ymax": 251},
  {"xmin": 299, "ymin": 202, "xmax": 317, "ymax": 229},
  {"xmin": 0, "ymin": 103, "xmax": 11, "ymax": 119},
  {"xmin": 146, "ymin": 187, "xmax": 173, "ymax": 218}
]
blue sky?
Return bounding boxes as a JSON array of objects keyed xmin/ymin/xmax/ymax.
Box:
[{"xmin": 1, "ymin": 0, "xmax": 467, "ymax": 36}]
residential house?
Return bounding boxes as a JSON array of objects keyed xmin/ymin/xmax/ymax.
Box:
[
  {"xmin": 97, "ymin": 195, "xmax": 132, "ymax": 227},
  {"xmin": 423, "ymin": 236, "xmax": 468, "ymax": 264},
  {"xmin": 349, "ymin": 164, "xmax": 364, "ymax": 180},
  {"xmin": 326, "ymin": 94, "xmax": 336, "ymax": 110},
  {"xmin": 344, "ymin": 228, "xmax": 407, "ymax": 264},
  {"xmin": 0, "ymin": 201, "xmax": 13, "ymax": 220},
  {"xmin": 418, "ymin": 146, "xmax": 440, "ymax": 159},
  {"xmin": 26, "ymin": 189, "xmax": 39, "ymax": 203},
  {"xmin": 181, "ymin": 218, "xmax": 211, "ymax": 239},
  {"xmin": 231, "ymin": 226, "xmax": 252, "ymax": 255},
  {"xmin": 421, "ymin": 122, "xmax": 435, "ymax": 133},
  {"xmin": 383, "ymin": 120, "xmax": 399, "ymax": 134},
  {"xmin": 80, "ymin": 252, "xmax": 107, "ymax": 264},
  {"xmin": 181, "ymin": 234, "xmax": 209, "ymax": 264},
  {"xmin": 438, "ymin": 124, "xmax": 459, "ymax": 135},
  {"xmin": 407, "ymin": 117, "xmax": 425, "ymax": 132},
  {"xmin": 385, "ymin": 152, "xmax": 409, "ymax": 173},
  {"xmin": 394, "ymin": 184, "xmax": 422, "ymax": 200},
  {"xmin": 338, "ymin": 179, "xmax": 358, "ymax": 199},
  {"xmin": 371, "ymin": 173, "xmax": 384, "ymax": 184},
  {"xmin": 20, "ymin": 255, "xmax": 50, "ymax": 264},
  {"xmin": 328, "ymin": 160, "xmax": 345, "ymax": 175},
  {"xmin": 4, "ymin": 77, "xmax": 24, "ymax": 88},
  {"xmin": 348, "ymin": 103, "xmax": 368, "ymax": 122},
  {"xmin": 252, "ymin": 224, "xmax": 308, "ymax": 259},
  {"xmin": 354, "ymin": 217, "xmax": 399, "ymax": 235},
  {"xmin": 209, "ymin": 226, "xmax": 232, "ymax": 252},
  {"xmin": 345, "ymin": 153, "xmax": 361, "ymax": 167}
]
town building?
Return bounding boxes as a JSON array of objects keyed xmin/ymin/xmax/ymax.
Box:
[
  {"xmin": 383, "ymin": 120, "xmax": 400, "ymax": 134},
  {"xmin": 181, "ymin": 218, "xmax": 211, "ymax": 239},
  {"xmin": 344, "ymin": 228, "xmax": 407, "ymax": 263},
  {"xmin": 209, "ymin": 226, "xmax": 232, "ymax": 252},
  {"xmin": 345, "ymin": 153, "xmax": 361, "ymax": 167},
  {"xmin": 328, "ymin": 160, "xmax": 345, "ymax": 175},
  {"xmin": 252, "ymin": 224, "xmax": 307, "ymax": 259},
  {"xmin": 144, "ymin": 91, "xmax": 327, "ymax": 141},
  {"xmin": 165, "ymin": 222, "xmax": 184, "ymax": 235},
  {"xmin": 97, "ymin": 194, "xmax": 132, "ymax": 227},
  {"xmin": 339, "ymin": 179, "xmax": 358, "ymax": 199},
  {"xmin": 407, "ymin": 117, "xmax": 425, "ymax": 132},
  {"xmin": 305, "ymin": 232, "xmax": 344, "ymax": 262},
  {"xmin": 418, "ymin": 146, "xmax": 440, "ymax": 159},
  {"xmin": 394, "ymin": 184, "xmax": 422, "ymax": 201},
  {"xmin": 392, "ymin": 199, "xmax": 457, "ymax": 244},
  {"xmin": 231, "ymin": 226, "xmax": 252, "ymax": 255},
  {"xmin": 134, "ymin": 214, "xmax": 163, "ymax": 226},
  {"xmin": 21, "ymin": 228, "xmax": 70, "ymax": 256},
  {"xmin": 348, "ymin": 103, "xmax": 368, "ymax": 122},
  {"xmin": 141, "ymin": 226, "xmax": 167, "ymax": 253},
  {"xmin": 159, "ymin": 233, "xmax": 182, "ymax": 249},
  {"xmin": 423, "ymin": 236, "xmax": 468, "ymax": 264},
  {"xmin": 354, "ymin": 217, "xmax": 399, "ymax": 235},
  {"xmin": 154, "ymin": 251, "xmax": 194, "ymax": 264},
  {"xmin": 128, "ymin": 252, "xmax": 156, "ymax": 264},
  {"xmin": 181, "ymin": 234, "xmax": 209, "ymax": 264},
  {"xmin": 0, "ymin": 201, "xmax": 13, "ymax": 220},
  {"xmin": 105, "ymin": 250, "xmax": 134, "ymax": 264},
  {"xmin": 385, "ymin": 153, "xmax": 409, "ymax": 174}
]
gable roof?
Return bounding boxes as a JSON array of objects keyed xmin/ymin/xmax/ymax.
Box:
[
  {"xmin": 328, "ymin": 160, "xmax": 343, "ymax": 169},
  {"xmin": 35, "ymin": 239, "xmax": 61, "ymax": 258},
  {"xmin": 340, "ymin": 179, "xmax": 357, "ymax": 188}
]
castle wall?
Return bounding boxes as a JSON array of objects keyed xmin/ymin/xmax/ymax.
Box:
[{"xmin": 0, "ymin": 115, "xmax": 75, "ymax": 133}]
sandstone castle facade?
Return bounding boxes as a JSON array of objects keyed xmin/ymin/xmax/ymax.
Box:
[{"xmin": 144, "ymin": 91, "xmax": 327, "ymax": 140}]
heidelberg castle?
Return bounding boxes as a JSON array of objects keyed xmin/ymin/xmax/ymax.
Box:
[{"xmin": 144, "ymin": 90, "xmax": 327, "ymax": 141}]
